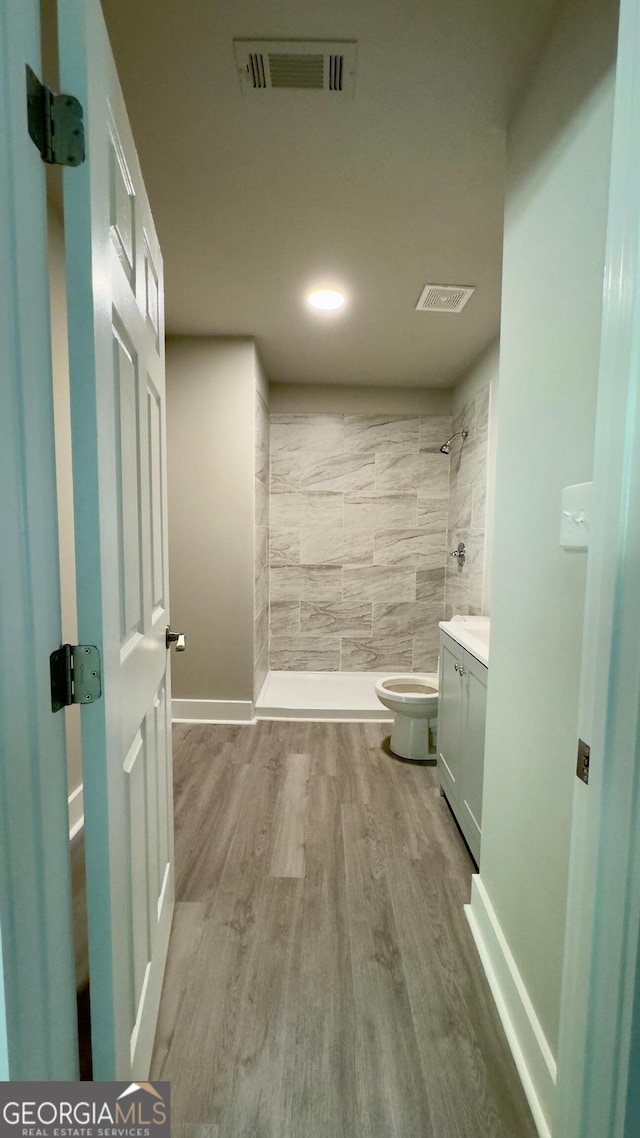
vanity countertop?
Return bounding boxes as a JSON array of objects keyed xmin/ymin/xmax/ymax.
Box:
[{"xmin": 439, "ymin": 615, "xmax": 490, "ymax": 667}]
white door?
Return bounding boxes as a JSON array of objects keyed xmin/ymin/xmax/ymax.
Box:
[
  {"xmin": 59, "ymin": 0, "xmax": 174, "ymax": 1079},
  {"xmin": 0, "ymin": 0, "xmax": 78, "ymax": 1079},
  {"xmin": 554, "ymin": 0, "xmax": 640, "ymax": 1132}
]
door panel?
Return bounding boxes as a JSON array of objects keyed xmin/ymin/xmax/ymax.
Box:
[{"xmin": 59, "ymin": 0, "xmax": 174, "ymax": 1078}]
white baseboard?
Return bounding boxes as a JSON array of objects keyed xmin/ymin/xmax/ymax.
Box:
[
  {"xmin": 68, "ymin": 784, "xmax": 84, "ymax": 840},
  {"xmin": 171, "ymin": 698, "xmax": 255, "ymax": 724},
  {"xmin": 466, "ymin": 876, "xmax": 555, "ymax": 1138}
]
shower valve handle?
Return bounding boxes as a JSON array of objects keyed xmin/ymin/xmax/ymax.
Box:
[{"xmin": 450, "ymin": 541, "xmax": 467, "ymax": 566}]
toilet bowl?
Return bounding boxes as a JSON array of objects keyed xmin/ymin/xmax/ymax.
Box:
[{"xmin": 374, "ymin": 673, "xmax": 439, "ymax": 761}]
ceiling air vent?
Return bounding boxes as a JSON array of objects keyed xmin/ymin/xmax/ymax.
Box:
[
  {"xmin": 233, "ymin": 40, "xmax": 357, "ymax": 96},
  {"xmin": 416, "ymin": 284, "xmax": 475, "ymax": 314}
]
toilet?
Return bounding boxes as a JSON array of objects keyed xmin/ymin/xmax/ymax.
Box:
[{"xmin": 374, "ymin": 673, "xmax": 439, "ymax": 761}]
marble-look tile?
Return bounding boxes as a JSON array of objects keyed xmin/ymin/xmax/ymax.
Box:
[
  {"xmin": 270, "ymin": 567, "xmax": 308, "ymax": 601},
  {"xmin": 270, "ymin": 528, "xmax": 300, "ymax": 567},
  {"xmin": 416, "ymin": 567, "xmax": 446, "ymax": 603},
  {"xmin": 417, "ymin": 496, "xmax": 449, "ymax": 532},
  {"xmin": 419, "ymin": 415, "xmax": 452, "ymax": 453},
  {"xmin": 255, "ymin": 523, "xmax": 268, "ymax": 570},
  {"xmin": 255, "ymin": 562, "xmax": 269, "ymax": 617},
  {"xmin": 456, "ymin": 439, "xmax": 487, "ymax": 489},
  {"xmin": 300, "ymin": 452, "xmax": 375, "ymax": 493},
  {"xmin": 340, "ymin": 635, "xmax": 413, "ymax": 671},
  {"xmin": 255, "ymin": 612, "xmax": 268, "ymax": 675},
  {"xmin": 255, "ymin": 392, "xmax": 269, "ymax": 474},
  {"xmin": 413, "ymin": 632, "xmax": 440, "ymax": 673},
  {"xmin": 270, "ymin": 636, "xmax": 340, "ymax": 671},
  {"xmin": 419, "ymin": 453, "xmax": 451, "ymax": 497},
  {"xmin": 471, "ymin": 480, "xmax": 487, "ymax": 534},
  {"xmin": 270, "ymin": 600, "xmax": 300, "ymax": 638},
  {"xmin": 343, "ymin": 566, "xmax": 415, "ymax": 602},
  {"xmin": 255, "ymin": 475, "xmax": 269, "ymax": 526},
  {"xmin": 344, "ymin": 492, "xmax": 417, "ymax": 530},
  {"xmin": 448, "ymin": 483, "xmax": 472, "ymax": 531},
  {"xmin": 254, "ymin": 640, "xmax": 268, "ymax": 692},
  {"xmin": 255, "ymin": 604, "xmax": 268, "ymax": 642},
  {"xmin": 444, "ymin": 571, "xmax": 470, "ymax": 619},
  {"xmin": 469, "ymin": 573, "xmax": 484, "ymax": 614},
  {"xmin": 270, "ymin": 566, "xmax": 343, "ymax": 602},
  {"xmin": 373, "ymin": 600, "xmax": 443, "ymax": 638},
  {"xmin": 344, "ymin": 415, "xmax": 419, "ymax": 454},
  {"xmin": 270, "ymin": 414, "xmax": 344, "ymax": 459},
  {"xmin": 373, "ymin": 529, "xmax": 446, "ymax": 568},
  {"xmin": 299, "ymin": 527, "xmax": 373, "ymax": 567},
  {"xmin": 452, "ymin": 398, "xmax": 475, "ymax": 441},
  {"xmin": 270, "ymin": 491, "xmax": 344, "ymax": 528},
  {"xmin": 270, "ymin": 455, "xmax": 301, "ymax": 492},
  {"xmin": 464, "ymin": 535, "xmax": 485, "ymax": 579},
  {"xmin": 375, "ymin": 453, "xmax": 423, "ymax": 493},
  {"xmin": 475, "ymin": 383, "xmax": 490, "ymax": 437},
  {"xmin": 300, "ymin": 601, "xmax": 372, "ymax": 636}
]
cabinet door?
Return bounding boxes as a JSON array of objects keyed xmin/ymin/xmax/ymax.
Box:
[
  {"xmin": 437, "ymin": 633, "xmax": 464, "ymax": 804},
  {"xmin": 459, "ymin": 651, "xmax": 488, "ymax": 863}
]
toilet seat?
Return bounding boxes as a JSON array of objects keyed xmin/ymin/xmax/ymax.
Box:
[{"xmin": 377, "ymin": 677, "xmax": 438, "ymax": 699}]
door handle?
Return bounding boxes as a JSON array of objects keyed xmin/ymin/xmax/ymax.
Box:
[{"xmin": 166, "ymin": 627, "xmax": 186, "ymax": 651}]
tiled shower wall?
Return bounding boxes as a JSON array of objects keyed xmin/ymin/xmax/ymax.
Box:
[
  {"xmin": 254, "ymin": 387, "xmax": 269, "ymax": 696},
  {"xmin": 444, "ymin": 381, "xmax": 490, "ymax": 618},
  {"xmin": 268, "ymin": 413, "xmax": 452, "ymax": 672}
]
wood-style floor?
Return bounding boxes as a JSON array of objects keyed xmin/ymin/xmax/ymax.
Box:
[{"xmin": 152, "ymin": 720, "xmax": 536, "ymax": 1138}]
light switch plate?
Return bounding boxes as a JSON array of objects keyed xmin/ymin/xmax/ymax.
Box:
[{"xmin": 560, "ymin": 481, "xmax": 592, "ymax": 550}]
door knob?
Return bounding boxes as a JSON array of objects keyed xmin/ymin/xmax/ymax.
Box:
[{"xmin": 166, "ymin": 627, "xmax": 186, "ymax": 651}]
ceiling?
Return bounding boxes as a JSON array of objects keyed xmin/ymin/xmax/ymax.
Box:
[{"xmin": 99, "ymin": 0, "xmax": 560, "ymax": 388}]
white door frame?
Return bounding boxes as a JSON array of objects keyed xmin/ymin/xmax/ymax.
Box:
[
  {"xmin": 555, "ymin": 0, "xmax": 640, "ymax": 1133},
  {"xmin": 0, "ymin": 0, "xmax": 78, "ymax": 1079}
]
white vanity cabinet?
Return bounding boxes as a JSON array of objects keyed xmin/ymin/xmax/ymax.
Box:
[{"xmin": 437, "ymin": 629, "xmax": 488, "ymax": 865}]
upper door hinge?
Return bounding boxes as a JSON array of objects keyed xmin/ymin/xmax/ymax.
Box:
[
  {"xmin": 26, "ymin": 65, "xmax": 85, "ymax": 167},
  {"xmin": 50, "ymin": 644, "xmax": 102, "ymax": 712}
]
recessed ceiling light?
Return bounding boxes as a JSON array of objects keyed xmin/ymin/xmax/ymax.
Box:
[{"xmin": 307, "ymin": 288, "xmax": 345, "ymax": 311}]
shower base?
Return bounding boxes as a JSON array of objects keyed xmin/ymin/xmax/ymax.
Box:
[{"xmin": 255, "ymin": 670, "xmax": 394, "ymax": 722}]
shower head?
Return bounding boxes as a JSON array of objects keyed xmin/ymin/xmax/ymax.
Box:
[{"xmin": 440, "ymin": 428, "xmax": 468, "ymax": 454}]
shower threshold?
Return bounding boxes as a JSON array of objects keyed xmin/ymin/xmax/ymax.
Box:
[{"xmin": 255, "ymin": 670, "xmax": 393, "ymax": 722}]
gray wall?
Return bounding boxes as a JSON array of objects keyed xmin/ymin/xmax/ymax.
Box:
[
  {"xmin": 268, "ymin": 401, "xmax": 453, "ymax": 673},
  {"xmin": 476, "ymin": 0, "xmax": 617, "ymax": 1096},
  {"xmin": 445, "ymin": 341, "xmax": 499, "ymax": 618},
  {"xmin": 270, "ymin": 383, "xmax": 451, "ymax": 416},
  {"xmin": 167, "ymin": 338, "xmax": 257, "ymax": 703}
]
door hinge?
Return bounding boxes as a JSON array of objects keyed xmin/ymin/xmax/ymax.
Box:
[
  {"xmin": 26, "ymin": 65, "xmax": 85, "ymax": 167},
  {"xmin": 50, "ymin": 645, "xmax": 102, "ymax": 712},
  {"xmin": 576, "ymin": 738, "xmax": 590, "ymax": 785}
]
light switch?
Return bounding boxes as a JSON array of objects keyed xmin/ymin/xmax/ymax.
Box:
[{"xmin": 560, "ymin": 482, "xmax": 592, "ymax": 550}]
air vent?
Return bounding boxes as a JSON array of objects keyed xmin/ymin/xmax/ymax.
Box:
[
  {"xmin": 415, "ymin": 284, "xmax": 475, "ymax": 314},
  {"xmin": 233, "ymin": 40, "xmax": 357, "ymax": 96}
]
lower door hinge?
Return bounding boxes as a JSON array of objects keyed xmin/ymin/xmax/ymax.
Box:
[
  {"xmin": 26, "ymin": 64, "xmax": 85, "ymax": 167},
  {"xmin": 50, "ymin": 645, "xmax": 102, "ymax": 712}
]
